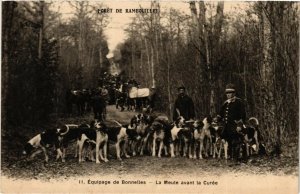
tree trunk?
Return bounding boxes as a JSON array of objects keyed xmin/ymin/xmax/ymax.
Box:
[
  {"xmin": 2, "ymin": 2, "xmax": 16, "ymax": 129},
  {"xmin": 38, "ymin": 1, "xmax": 45, "ymax": 60}
]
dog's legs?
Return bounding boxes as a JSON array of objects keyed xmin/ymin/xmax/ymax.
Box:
[
  {"xmin": 103, "ymin": 140, "xmax": 109, "ymax": 162},
  {"xmin": 116, "ymin": 142, "xmax": 122, "ymax": 161},
  {"xmin": 99, "ymin": 146, "xmax": 106, "ymax": 162},
  {"xmin": 140, "ymin": 135, "xmax": 149, "ymax": 156},
  {"xmin": 60, "ymin": 147, "xmax": 66, "ymax": 162},
  {"xmin": 123, "ymin": 140, "xmax": 131, "ymax": 158},
  {"xmin": 96, "ymin": 141, "xmax": 100, "ymax": 164},
  {"xmin": 90, "ymin": 147, "xmax": 96, "ymax": 162},
  {"xmin": 204, "ymin": 138, "xmax": 209, "ymax": 157},
  {"xmin": 175, "ymin": 141, "xmax": 180, "ymax": 156},
  {"xmin": 213, "ymin": 143, "xmax": 216, "ymax": 159},
  {"xmin": 254, "ymin": 132, "xmax": 259, "ymax": 154},
  {"xmin": 193, "ymin": 141, "xmax": 197, "ymax": 159},
  {"xmin": 41, "ymin": 147, "xmax": 49, "ymax": 162},
  {"xmin": 217, "ymin": 141, "xmax": 222, "ymax": 158},
  {"xmin": 188, "ymin": 143, "xmax": 192, "ymax": 159},
  {"xmin": 224, "ymin": 140, "xmax": 228, "ymax": 160},
  {"xmin": 199, "ymin": 139, "xmax": 203, "ymax": 159},
  {"xmin": 56, "ymin": 148, "xmax": 63, "ymax": 162},
  {"xmin": 209, "ymin": 137, "xmax": 213, "ymax": 156},
  {"xmin": 140, "ymin": 138, "xmax": 145, "ymax": 156},
  {"xmin": 164, "ymin": 145, "xmax": 168, "ymax": 156},
  {"xmin": 131, "ymin": 140, "xmax": 137, "ymax": 156},
  {"xmin": 170, "ymin": 143, "xmax": 175, "ymax": 158},
  {"xmin": 246, "ymin": 142, "xmax": 250, "ymax": 158},
  {"xmin": 30, "ymin": 149, "xmax": 43, "ymax": 159},
  {"xmin": 158, "ymin": 141, "xmax": 164, "ymax": 158},
  {"xmin": 152, "ymin": 137, "xmax": 156, "ymax": 157},
  {"xmin": 78, "ymin": 140, "xmax": 85, "ymax": 163},
  {"xmin": 183, "ymin": 141, "xmax": 187, "ymax": 157},
  {"xmin": 95, "ymin": 132, "xmax": 102, "ymax": 163},
  {"xmin": 74, "ymin": 142, "xmax": 78, "ymax": 158}
]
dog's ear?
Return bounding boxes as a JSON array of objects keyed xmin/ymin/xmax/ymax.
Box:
[
  {"xmin": 175, "ymin": 116, "xmax": 183, "ymax": 126},
  {"xmin": 206, "ymin": 116, "xmax": 213, "ymax": 124},
  {"xmin": 90, "ymin": 120, "xmax": 96, "ymax": 127},
  {"xmin": 23, "ymin": 143, "xmax": 34, "ymax": 155},
  {"xmin": 195, "ymin": 120, "xmax": 204, "ymax": 128},
  {"xmin": 130, "ymin": 117, "xmax": 135, "ymax": 126}
]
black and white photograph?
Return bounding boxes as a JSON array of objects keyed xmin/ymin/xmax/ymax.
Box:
[{"xmin": 1, "ymin": 1, "xmax": 299, "ymax": 193}]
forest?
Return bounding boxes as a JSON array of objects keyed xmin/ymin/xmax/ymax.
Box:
[{"xmin": 2, "ymin": 1, "xmax": 299, "ymax": 158}]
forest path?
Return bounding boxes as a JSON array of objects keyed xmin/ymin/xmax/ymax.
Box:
[{"xmin": 1, "ymin": 106, "xmax": 298, "ymax": 193}]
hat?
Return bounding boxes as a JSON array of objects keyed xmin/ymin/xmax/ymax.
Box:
[
  {"xmin": 178, "ymin": 86, "xmax": 185, "ymax": 90},
  {"xmin": 225, "ymin": 83, "xmax": 235, "ymax": 93}
]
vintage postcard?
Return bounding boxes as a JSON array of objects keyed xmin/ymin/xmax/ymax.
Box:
[{"xmin": 1, "ymin": 1, "xmax": 298, "ymax": 193}]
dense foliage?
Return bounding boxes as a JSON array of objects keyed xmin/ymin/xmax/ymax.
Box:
[
  {"xmin": 2, "ymin": 2, "xmax": 109, "ymax": 127},
  {"xmin": 118, "ymin": 2, "xmax": 299, "ymax": 155}
]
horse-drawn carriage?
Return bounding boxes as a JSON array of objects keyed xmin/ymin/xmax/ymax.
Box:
[{"xmin": 115, "ymin": 83, "xmax": 156, "ymax": 112}]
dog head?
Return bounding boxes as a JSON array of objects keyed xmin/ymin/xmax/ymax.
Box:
[
  {"xmin": 234, "ymin": 119, "xmax": 245, "ymax": 133},
  {"xmin": 136, "ymin": 113, "xmax": 145, "ymax": 122},
  {"xmin": 202, "ymin": 116, "xmax": 213, "ymax": 127},
  {"xmin": 92, "ymin": 120, "xmax": 102, "ymax": 129},
  {"xmin": 144, "ymin": 115, "xmax": 155, "ymax": 125},
  {"xmin": 151, "ymin": 121, "xmax": 164, "ymax": 136},
  {"xmin": 129, "ymin": 116, "xmax": 139, "ymax": 129},
  {"xmin": 22, "ymin": 143, "xmax": 34, "ymax": 156},
  {"xmin": 248, "ymin": 117, "xmax": 259, "ymax": 129},
  {"xmin": 175, "ymin": 116, "xmax": 185, "ymax": 127},
  {"xmin": 192, "ymin": 120, "xmax": 204, "ymax": 134},
  {"xmin": 91, "ymin": 120, "xmax": 108, "ymax": 133},
  {"xmin": 178, "ymin": 127, "xmax": 193, "ymax": 142}
]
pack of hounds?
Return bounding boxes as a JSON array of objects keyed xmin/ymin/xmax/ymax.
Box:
[{"xmin": 23, "ymin": 114, "xmax": 266, "ymax": 164}]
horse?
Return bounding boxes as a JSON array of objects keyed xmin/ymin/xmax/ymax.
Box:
[{"xmin": 65, "ymin": 90, "xmax": 86, "ymax": 116}]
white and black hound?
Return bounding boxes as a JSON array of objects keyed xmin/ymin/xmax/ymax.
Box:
[{"xmin": 23, "ymin": 128, "xmax": 63, "ymax": 163}]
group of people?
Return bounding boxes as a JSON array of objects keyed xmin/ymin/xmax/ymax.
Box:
[
  {"xmin": 173, "ymin": 83, "xmax": 247, "ymax": 159},
  {"xmin": 65, "ymin": 72, "xmax": 146, "ymax": 120}
]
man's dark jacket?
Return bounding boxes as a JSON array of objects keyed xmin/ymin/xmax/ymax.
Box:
[
  {"xmin": 220, "ymin": 96, "xmax": 246, "ymax": 125},
  {"xmin": 173, "ymin": 94, "xmax": 195, "ymax": 121}
]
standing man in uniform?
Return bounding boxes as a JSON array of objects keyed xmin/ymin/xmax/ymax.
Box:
[
  {"xmin": 219, "ymin": 83, "xmax": 246, "ymax": 161},
  {"xmin": 173, "ymin": 86, "xmax": 195, "ymax": 121}
]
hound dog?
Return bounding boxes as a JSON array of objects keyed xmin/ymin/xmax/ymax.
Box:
[
  {"xmin": 192, "ymin": 117, "xmax": 214, "ymax": 159},
  {"xmin": 139, "ymin": 115, "xmax": 156, "ymax": 155},
  {"xmin": 150, "ymin": 118, "xmax": 173, "ymax": 157},
  {"xmin": 235, "ymin": 117, "xmax": 263, "ymax": 159},
  {"xmin": 76, "ymin": 120, "xmax": 109, "ymax": 163},
  {"xmin": 132, "ymin": 114, "xmax": 157, "ymax": 156},
  {"xmin": 169, "ymin": 116, "xmax": 186, "ymax": 158},
  {"xmin": 178, "ymin": 123, "xmax": 194, "ymax": 158},
  {"xmin": 108, "ymin": 121, "xmax": 141, "ymax": 161},
  {"xmin": 22, "ymin": 128, "xmax": 63, "ymax": 163},
  {"xmin": 127, "ymin": 114, "xmax": 144, "ymax": 156},
  {"xmin": 59, "ymin": 120, "xmax": 108, "ymax": 163},
  {"xmin": 56, "ymin": 124, "xmax": 81, "ymax": 162},
  {"xmin": 210, "ymin": 120, "xmax": 228, "ymax": 159}
]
